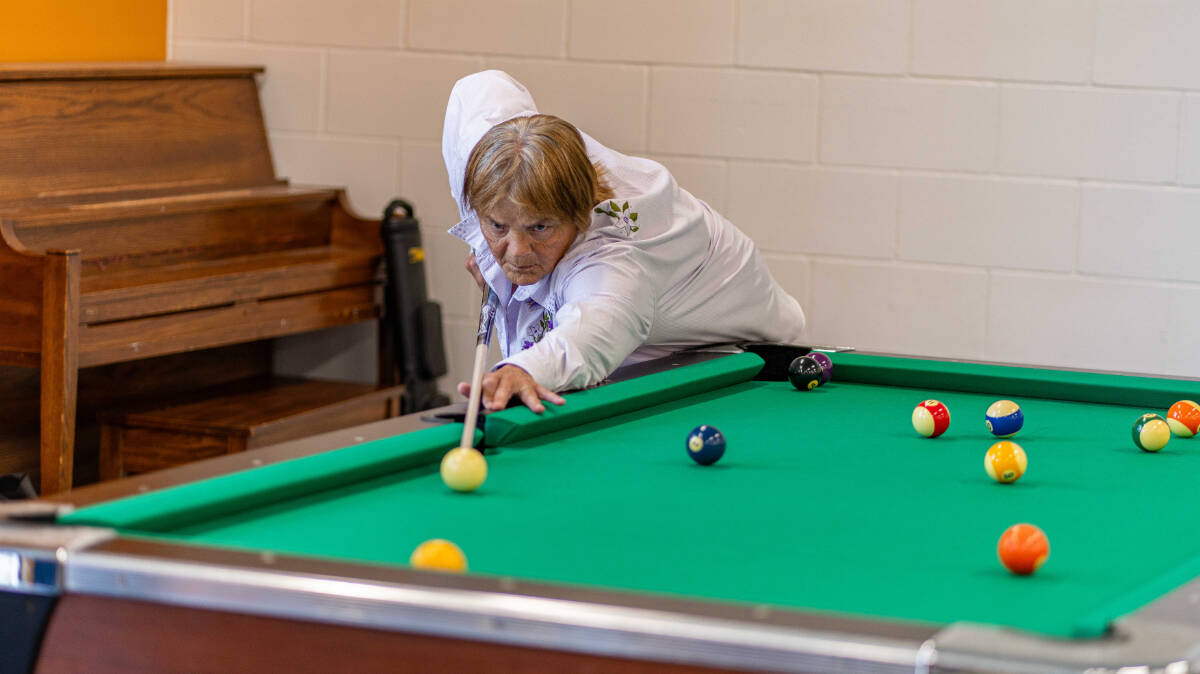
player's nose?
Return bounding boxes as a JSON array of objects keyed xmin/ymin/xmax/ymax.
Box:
[{"xmin": 507, "ymin": 231, "xmax": 532, "ymax": 257}]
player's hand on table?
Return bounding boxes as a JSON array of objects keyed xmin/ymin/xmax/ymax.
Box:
[
  {"xmin": 457, "ymin": 364, "xmax": 565, "ymax": 414},
  {"xmin": 464, "ymin": 253, "xmax": 486, "ymax": 292}
]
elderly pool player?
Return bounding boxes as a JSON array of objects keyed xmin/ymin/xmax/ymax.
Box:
[{"xmin": 443, "ymin": 70, "xmax": 807, "ymax": 414}]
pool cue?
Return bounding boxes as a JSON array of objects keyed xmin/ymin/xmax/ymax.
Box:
[{"xmin": 461, "ymin": 286, "xmax": 500, "ymax": 449}]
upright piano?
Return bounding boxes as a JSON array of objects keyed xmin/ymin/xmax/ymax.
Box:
[{"xmin": 0, "ymin": 62, "xmax": 390, "ymax": 494}]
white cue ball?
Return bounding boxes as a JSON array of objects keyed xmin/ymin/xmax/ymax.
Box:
[{"xmin": 440, "ymin": 447, "xmax": 487, "ymax": 492}]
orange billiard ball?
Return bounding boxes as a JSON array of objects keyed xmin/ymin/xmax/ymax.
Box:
[
  {"xmin": 997, "ymin": 524, "xmax": 1049, "ymax": 575},
  {"xmin": 984, "ymin": 441, "xmax": 1027, "ymax": 484},
  {"xmin": 410, "ymin": 539, "xmax": 467, "ymax": 573},
  {"xmin": 1167, "ymin": 400, "xmax": 1200, "ymax": 438}
]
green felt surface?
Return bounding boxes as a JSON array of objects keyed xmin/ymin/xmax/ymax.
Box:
[
  {"xmin": 62, "ymin": 353, "xmax": 1200, "ymax": 639},
  {"xmin": 61, "ymin": 424, "xmax": 477, "ymax": 531}
]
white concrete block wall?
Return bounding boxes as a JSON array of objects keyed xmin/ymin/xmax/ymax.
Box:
[
  {"xmin": 171, "ymin": 0, "xmax": 1200, "ymax": 388},
  {"xmin": 485, "ymin": 59, "xmax": 648, "ymax": 152},
  {"xmin": 821, "ymin": 77, "xmax": 999, "ymax": 171},
  {"xmin": 651, "ymin": 68, "xmax": 819, "ymax": 161},
  {"xmin": 996, "ymin": 86, "xmax": 1179, "ymax": 183},
  {"xmin": 570, "ymin": 0, "xmax": 735, "ymax": 65},
  {"xmin": 739, "ymin": 0, "xmax": 909, "ymax": 74},
  {"xmin": 250, "ymin": 0, "xmax": 406, "ymax": 47},
  {"xmin": 912, "ymin": 0, "xmax": 1094, "ymax": 82},
  {"xmin": 1181, "ymin": 95, "xmax": 1200, "ymax": 185}
]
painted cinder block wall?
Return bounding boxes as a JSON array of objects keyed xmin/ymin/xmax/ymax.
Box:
[{"xmin": 170, "ymin": 0, "xmax": 1200, "ymax": 393}]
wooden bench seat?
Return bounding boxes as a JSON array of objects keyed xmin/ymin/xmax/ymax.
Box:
[
  {"xmin": 0, "ymin": 63, "xmax": 393, "ymax": 493},
  {"xmin": 99, "ymin": 376, "xmax": 403, "ymax": 479}
]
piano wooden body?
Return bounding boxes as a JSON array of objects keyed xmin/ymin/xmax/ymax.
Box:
[{"xmin": 0, "ymin": 63, "xmax": 386, "ymax": 494}]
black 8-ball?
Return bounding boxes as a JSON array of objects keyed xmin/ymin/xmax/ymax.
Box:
[{"xmin": 788, "ymin": 355, "xmax": 824, "ymax": 391}]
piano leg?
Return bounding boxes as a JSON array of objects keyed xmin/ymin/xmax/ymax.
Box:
[{"xmin": 39, "ymin": 252, "xmax": 80, "ymax": 495}]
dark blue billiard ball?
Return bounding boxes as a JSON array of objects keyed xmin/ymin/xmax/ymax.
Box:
[
  {"xmin": 686, "ymin": 425, "xmax": 726, "ymax": 466},
  {"xmin": 807, "ymin": 352, "xmax": 833, "ymax": 385},
  {"xmin": 985, "ymin": 400, "xmax": 1024, "ymax": 438},
  {"xmin": 788, "ymin": 355, "xmax": 824, "ymax": 391}
]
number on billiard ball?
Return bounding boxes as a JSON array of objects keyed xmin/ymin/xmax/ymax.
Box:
[
  {"xmin": 686, "ymin": 425, "xmax": 726, "ymax": 465},
  {"xmin": 787, "ymin": 355, "xmax": 824, "ymax": 391}
]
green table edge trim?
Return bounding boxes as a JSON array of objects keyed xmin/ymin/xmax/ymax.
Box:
[
  {"xmin": 834, "ymin": 353, "xmax": 1197, "ymax": 409},
  {"xmin": 483, "ymin": 352, "xmax": 766, "ymax": 447},
  {"xmin": 60, "ymin": 424, "xmax": 477, "ymax": 532}
]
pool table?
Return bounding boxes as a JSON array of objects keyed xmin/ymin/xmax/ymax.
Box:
[{"xmin": 5, "ymin": 349, "xmax": 1200, "ymax": 673}]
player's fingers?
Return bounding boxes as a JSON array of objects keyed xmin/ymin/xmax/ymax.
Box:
[
  {"xmin": 456, "ymin": 381, "xmax": 471, "ymax": 397},
  {"xmin": 487, "ymin": 376, "xmax": 514, "ymax": 411},
  {"xmin": 464, "ymin": 254, "xmax": 486, "ymax": 291},
  {"xmin": 472, "ymin": 372, "xmax": 500, "ymax": 408},
  {"xmin": 518, "ymin": 384, "xmax": 546, "ymax": 414},
  {"xmin": 537, "ymin": 385, "xmax": 565, "ymax": 406}
]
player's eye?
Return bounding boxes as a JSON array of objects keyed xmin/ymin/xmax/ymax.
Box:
[{"xmin": 530, "ymin": 223, "xmax": 549, "ymax": 233}]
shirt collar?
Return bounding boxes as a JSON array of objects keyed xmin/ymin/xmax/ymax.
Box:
[
  {"xmin": 514, "ymin": 274, "xmax": 553, "ymax": 311},
  {"xmin": 449, "ymin": 214, "xmax": 509, "ymax": 305}
]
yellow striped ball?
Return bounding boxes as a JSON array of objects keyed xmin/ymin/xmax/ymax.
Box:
[{"xmin": 984, "ymin": 441, "xmax": 1027, "ymax": 484}]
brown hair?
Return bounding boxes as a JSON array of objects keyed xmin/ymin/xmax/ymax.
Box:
[{"xmin": 463, "ymin": 114, "xmax": 614, "ymax": 232}]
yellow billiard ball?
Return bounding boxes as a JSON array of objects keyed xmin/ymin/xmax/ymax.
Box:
[
  {"xmin": 410, "ymin": 539, "xmax": 467, "ymax": 573},
  {"xmin": 984, "ymin": 440, "xmax": 1027, "ymax": 484},
  {"xmin": 440, "ymin": 446, "xmax": 487, "ymax": 492}
]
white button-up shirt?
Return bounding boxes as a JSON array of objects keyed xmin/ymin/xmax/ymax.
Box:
[{"xmin": 444, "ymin": 70, "xmax": 806, "ymax": 391}]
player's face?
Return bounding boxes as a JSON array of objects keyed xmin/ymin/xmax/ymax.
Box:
[{"xmin": 479, "ymin": 200, "xmax": 577, "ymax": 287}]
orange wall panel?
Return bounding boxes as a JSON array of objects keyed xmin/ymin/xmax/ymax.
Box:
[{"xmin": 0, "ymin": 0, "xmax": 166, "ymax": 62}]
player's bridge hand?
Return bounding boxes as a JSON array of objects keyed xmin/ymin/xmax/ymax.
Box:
[{"xmin": 458, "ymin": 364, "xmax": 566, "ymax": 414}]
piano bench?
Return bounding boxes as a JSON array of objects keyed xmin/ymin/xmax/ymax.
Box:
[{"xmin": 98, "ymin": 377, "xmax": 403, "ymax": 480}]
